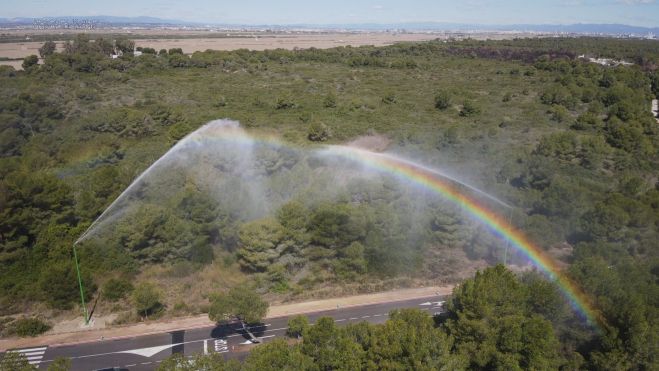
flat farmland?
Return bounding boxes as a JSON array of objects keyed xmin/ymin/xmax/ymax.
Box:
[{"xmin": 0, "ymin": 31, "xmax": 441, "ymax": 66}]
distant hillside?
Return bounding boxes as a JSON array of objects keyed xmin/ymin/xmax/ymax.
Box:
[
  {"xmin": 0, "ymin": 16, "xmax": 657, "ymax": 36},
  {"xmin": 0, "ymin": 15, "xmax": 200, "ymax": 27}
]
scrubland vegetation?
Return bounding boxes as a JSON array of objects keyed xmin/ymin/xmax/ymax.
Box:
[{"xmin": 0, "ymin": 34, "xmax": 657, "ymax": 369}]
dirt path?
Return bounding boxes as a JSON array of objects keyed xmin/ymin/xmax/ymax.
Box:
[{"xmin": 0, "ymin": 285, "xmax": 452, "ymax": 351}]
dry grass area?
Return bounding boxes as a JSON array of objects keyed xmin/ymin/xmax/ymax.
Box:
[
  {"xmin": 0, "ymin": 32, "xmax": 439, "ymax": 61},
  {"xmin": 132, "ymin": 33, "xmax": 440, "ymax": 53}
]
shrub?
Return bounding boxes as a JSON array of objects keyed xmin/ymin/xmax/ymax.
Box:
[
  {"xmin": 275, "ymin": 96, "xmax": 296, "ymax": 109},
  {"xmin": 460, "ymin": 100, "xmax": 480, "ymax": 116},
  {"xmin": 11, "ymin": 317, "xmax": 51, "ymax": 337},
  {"xmin": 434, "ymin": 91, "xmax": 451, "ymax": 110},
  {"xmin": 287, "ymin": 315, "xmax": 309, "ymax": 338},
  {"xmin": 382, "ymin": 92, "xmax": 397, "ymax": 104},
  {"xmin": 132, "ymin": 282, "xmax": 163, "ymax": 319},
  {"xmin": 168, "ymin": 48, "xmax": 184, "ymax": 55},
  {"xmin": 38, "ymin": 41, "xmax": 56, "ymax": 58},
  {"xmin": 103, "ymin": 277, "xmax": 134, "ymax": 301},
  {"xmin": 308, "ymin": 122, "xmax": 331, "ymax": 142},
  {"xmin": 549, "ymin": 104, "xmax": 570, "ymax": 123},
  {"xmin": 323, "ymin": 93, "xmax": 337, "ymax": 108},
  {"xmin": 22, "ymin": 55, "xmax": 39, "ymax": 70}
]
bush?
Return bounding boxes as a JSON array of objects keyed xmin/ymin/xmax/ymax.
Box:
[
  {"xmin": 434, "ymin": 91, "xmax": 451, "ymax": 110},
  {"xmin": 460, "ymin": 100, "xmax": 480, "ymax": 116},
  {"xmin": 323, "ymin": 93, "xmax": 337, "ymax": 108},
  {"xmin": 132, "ymin": 282, "xmax": 163, "ymax": 319},
  {"xmin": 168, "ymin": 48, "xmax": 184, "ymax": 55},
  {"xmin": 549, "ymin": 104, "xmax": 570, "ymax": 123},
  {"xmin": 382, "ymin": 92, "xmax": 397, "ymax": 104},
  {"xmin": 39, "ymin": 41, "xmax": 56, "ymax": 58},
  {"xmin": 287, "ymin": 315, "xmax": 309, "ymax": 338},
  {"xmin": 11, "ymin": 317, "xmax": 51, "ymax": 337},
  {"xmin": 168, "ymin": 53, "xmax": 189, "ymax": 68},
  {"xmin": 103, "ymin": 277, "xmax": 134, "ymax": 301},
  {"xmin": 22, "ymin": 55, "xmax": 39, "ymax": 70},
  {"xmin": 307, "ymin": 122, "xmax": 331, "ymax": 142},
  {"xmin": 275, "ymin": 96, "xmax": 296, "ymax": 109}
]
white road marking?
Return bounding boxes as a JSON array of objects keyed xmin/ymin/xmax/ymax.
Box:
[
  {"xmin": 9, "ymin": 346, "xmax": 48, "ymax": 365},
  {"xmin": 373, "ymin": 314, "xmax": 382, "ymax": 317},
  {"xmin": 19, "ymin": 347, "xmax": 47, "ymax": 351},
  {"xmin": 419, "ymin": 302, "xmax": 432, "ymax": 306},
  {"xmin": 118, "ymin": 343, "xmax": 179, "ymax": 357},
  {"xmin": 335, "ymin": 319, "xmax": 346, "ymax": 322},
  {"xmin": 126, "ymin": 364, "xmax": 136, "ymax": 367},
  {"xmin": 203, "ymin": 339, "xmax": 208, "ymax": 354},
  {"xmin": 23, "ymin": 351, "xmax": 45, "ymax": 356},
  {"xmin": 361, "ymin": 316, "xmax": 370, "ymax": 318},
  {"xmin": 214, "ymin": 339, "xmax": 228, "ymax": 352},
  {"xmin": 349, "ymin": 317, "xmax": 358, "ymax": 320}
]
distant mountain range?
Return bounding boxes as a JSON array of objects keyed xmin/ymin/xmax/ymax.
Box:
[{"xmin": 1, "ymin": 16, "xmax": 658, "ymax": 36}]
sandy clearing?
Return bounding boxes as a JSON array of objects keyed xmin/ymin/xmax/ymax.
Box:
[
  {"xmin": 0, "ymin": 285, "xmax": 451, "ymax": 351},
  {"xmin": 0, "ymin": 42, "xmax": 64, "ymax": 59},
  {"xmin": 0, "ymin": 60, "xmax": 23, "ymax": 69}
]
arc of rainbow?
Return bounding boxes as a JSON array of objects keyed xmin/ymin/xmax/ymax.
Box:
[
  {"xmin": 75, "ymin": 121, "xmax": 603, "ymax": 328},
  {"xmin": 324, "ymin": 145, "xmax": 603, "ymax": 328},
  {"xmin": 193, "ymin": 125, "xmax": 603, "ymax": 328}
]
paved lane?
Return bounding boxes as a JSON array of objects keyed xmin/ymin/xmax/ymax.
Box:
[{"xmin": 4, "ymin": 296, "xmax": 446, "ymax": 370}]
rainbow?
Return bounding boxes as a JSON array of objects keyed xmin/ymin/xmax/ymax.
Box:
[
  {"xmin": 323, "ymin": 145, "xmax": 603, "ymax": 328},
  {"xmin": 194, "ymin": 123, "xmax": 602, "ymax": 327},
  {"xmin": 75, "ymin": 120, "xmax": 603, "ymax": 327}
]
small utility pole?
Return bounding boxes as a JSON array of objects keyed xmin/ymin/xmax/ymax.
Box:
[{"xmin": 73, "ymin": 245, "xmax": 89, "ymax": 325}]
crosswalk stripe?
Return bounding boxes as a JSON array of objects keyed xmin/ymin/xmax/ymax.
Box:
[
  {"xmin": 17, "ymin": 347, "xmax": 47, "ymax": 352},
  {"xmin": 22, "ymin": 351, "xmax": 45, "ymax": 356},
  {"xmin": 9, "ymin": 346, "xmax": 47, "ymax": 365}
]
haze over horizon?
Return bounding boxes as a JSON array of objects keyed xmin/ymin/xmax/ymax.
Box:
[{"xmin": 2, "ymin": 0, "xmax": 659, "ymax": 28}]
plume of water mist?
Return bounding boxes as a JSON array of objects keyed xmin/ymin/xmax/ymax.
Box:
[
  {"xmin": 323, "ymin": 145, "xmax": 513, "ymax": 209},
  {"xmin": 75, "ymin": 119, "xmax": 247, "ymax": 245}
]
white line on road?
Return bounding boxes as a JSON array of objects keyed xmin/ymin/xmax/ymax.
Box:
[
  {"xmin": 17, "ymin": 347, "xmax": 47, "ymax": 351},
  {"xmin": 23, "ymin": 351, "xmax": 45, "ymax": 356}
]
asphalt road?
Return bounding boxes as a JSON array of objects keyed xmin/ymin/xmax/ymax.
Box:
[{"xmin": 5, "ymin": 296, "xmax": 446, "ymax": 371}]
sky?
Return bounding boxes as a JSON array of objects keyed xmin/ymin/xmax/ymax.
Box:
[{"xmin": 1, "ymin": 0, "xmax": 658, "ymax": 27}]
